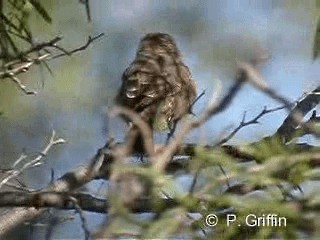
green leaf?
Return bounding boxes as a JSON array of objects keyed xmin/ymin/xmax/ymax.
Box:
[
  {"xmin": 28, "ymin": 0, "xmax": 52, "ymax": 23},
  {"xmin": 313, "ymin": 17, "xmax": 320, "ymax": 60}
]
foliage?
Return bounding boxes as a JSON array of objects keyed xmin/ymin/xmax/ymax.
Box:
[
  {"xmin": 0, "ymin": 0, "xmax": 51, "ymax": 62},
  {"xmin": 106, "ymin": 142, "xmax": 319, "ymax": 239}
]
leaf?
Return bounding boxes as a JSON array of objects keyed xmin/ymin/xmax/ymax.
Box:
[
  {"xmin": 28, "ymin": 0, "xmax": 52, "ymax": 23},
  {"xmin": 313, "ymin": 17, "xmax": 320, "ymax": 60}
]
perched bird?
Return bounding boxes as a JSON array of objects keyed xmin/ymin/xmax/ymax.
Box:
[{"xmin": 115, "ymin": 32, "xmax": 197, "ymax": 153}]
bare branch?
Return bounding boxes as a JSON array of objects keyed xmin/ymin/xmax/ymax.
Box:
[
  {"xmin": 0, "ymin": 53, "xmax": 50, "ymax": 78},
  {"xmin": 237, "ymin": 62, "xmax": 320, "ymax": 142},
  {"xmin": 0, "ymin": 53, "xmax": 50, "ymax": 94},
  {"xmin": 0, "ymin": 130, "xmax": 66, "ymax": 189},
  {"xmin": 237, "ymin": 61, "xmax": 293, "ymax": 108},
  {"xmin": 276, "ymin": 85, "xmax": 320, "ymax": 142},
  {"xmin": 50, "ymin": 33, "xmax": 105, "ymax": 60},
  {"xmin": 0, "ymin": 192, "xmax": 106, "ymax": 213},
  {"xmin": 217, "ymin": 105, "xmax": 286, "ymax": 145},
  {"xmin": 12, "ymin": 154, "xmax": 27, "ymax": 168},
  {"xmin": 0, "ymin": 191, "xmax": 180, "ymax": 214},
  {"xmin": 79, "ymin": 0, "xmax": 91, "ymax": 22},
  {"xmin": 0, "ymin": 138, "xmax": 111, "ymax": 236},
  {"xmin": 1, "ymin": 33, "xmax": 104, "ymax": 94},
  {"xmin": 2, "ymin": 181, "xmax": 37, "ymax": 193},
  {"xmin": 9, "ymin": 74, "xmax": 37, "ymax": 95},
  {"xmin": 68, "ymin": 196, "xmax": 90, "ymax": 240},
  {"xmin": 12, "ymin": 36, "xmax": 62, "ymax": 60}
]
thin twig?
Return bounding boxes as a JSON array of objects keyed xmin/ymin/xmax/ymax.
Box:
[
  {"xmin": 0, "ymin": 53, "xmax": 50, "ymax": 78},
  {"xmin": 69, "ymin": 196, "xmax": 90, "ymax": 240},
  {"xmin": 50, "ymin": 33, "xmax": 105, "ymax": 60},
  {"xmin": 189, "ymin": 168, "xmax": 201, "ymax": 194},
  {"xmin": 0, "ymin": 139, "xmax": 112, "ymax": 236},
  {"xmin": 79, "ymin": 0, "xmax": 91, "ymax": 22},
  {"xmin": 9, "ymin": 74, "xmax": 37, "ymax": 95},
  {"xmin": 217, "ymin": 105, "xmax": 286, "ymax": 145},
  {"xmin": 237, "ymin": 62, "xmax": 320, "ymax": 142},
  {"xmin": 3, "ymin": 182, "xmax": 36, "ymax": 193},
  {"xmin": 17, "ymin": 36, "xmax": 62, "ymax": 59},
  {"xmin": 1, "ymin": 33, "xmax": 104, "ymax": 95},
  {"xmin": 0, "ymin": 130, "xmax": 66, "ymax": 189},
  {"xmin": 166, "ymin": 90, "xmax": 206, "ymax": 143}
]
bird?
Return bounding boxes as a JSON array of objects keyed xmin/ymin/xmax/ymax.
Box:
[{"xmin": 115, "ymin": 32, "xmax": 197, "ymax": 153}]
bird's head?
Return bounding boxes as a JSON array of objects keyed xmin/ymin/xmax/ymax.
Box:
[{"xmin": 137, "ymin": 32, "xmax": 181, "ymax": 57}]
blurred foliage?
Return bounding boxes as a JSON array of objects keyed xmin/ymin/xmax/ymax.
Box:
[{"xmin": 106, "ymin": 141, "xmax": 319, "ymax": 239}]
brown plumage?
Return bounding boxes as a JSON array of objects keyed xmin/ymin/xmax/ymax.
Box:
[{"xmin": 116, "ymin": 33, "xmax": 196, "ymax": 153}]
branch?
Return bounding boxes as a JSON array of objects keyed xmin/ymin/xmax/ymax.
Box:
[
  {"xmin": 1, "ymin": 53, "xmax": 50, "ymax": 77},
  {"xmin": 79, "ymin": 0, "xmax": 91, "ymax": 22},
  {"xmin": 237, "ymin": 61, "xmax": 320, "ymax": 142},
  {"xmin": 0, "ymin": 138, "xmax": 112, "ymax": 236},
  {"xmin": 0, "ymin": 53, "xmax": 50, "ymax": 94},
  {"xmin": 69, "ymin": 196, "xmax": 90, "ymax": 240},
  {"xmin": 276, "ymin": 85, "xmax": 320, "ymax": 142},
  {"xmin": 10, "ymin": 36, "xmax": 62, "ymax": 60},
  {"xmin": 0, "ymin": 138, "xmax": 318, "ymax": 236},
  {"xmin": 0, "ymin": 33, "xmax": 104, "ymax": 94},
  {"xmin": 0, "ymin": 130, "xmax": 65, "ymax": 189},
  {"xmin": 50, "ymin": 33, "xmax": 105, "ymax": 60},
  {"xmin": 217, "ymin": 105, "xmax": 286, "ymax": 145},
  {"xmin": 8, "ymin": 75, "xmax": 36, "ymax": 95},
  {"xmin": 0, "ymin": 191, "xmax": 180, "ymax": 214}
]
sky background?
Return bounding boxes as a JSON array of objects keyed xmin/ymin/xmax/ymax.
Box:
[{"xmin": 0, "ymin": 1, "xmax": 319, "ymax": 239}]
